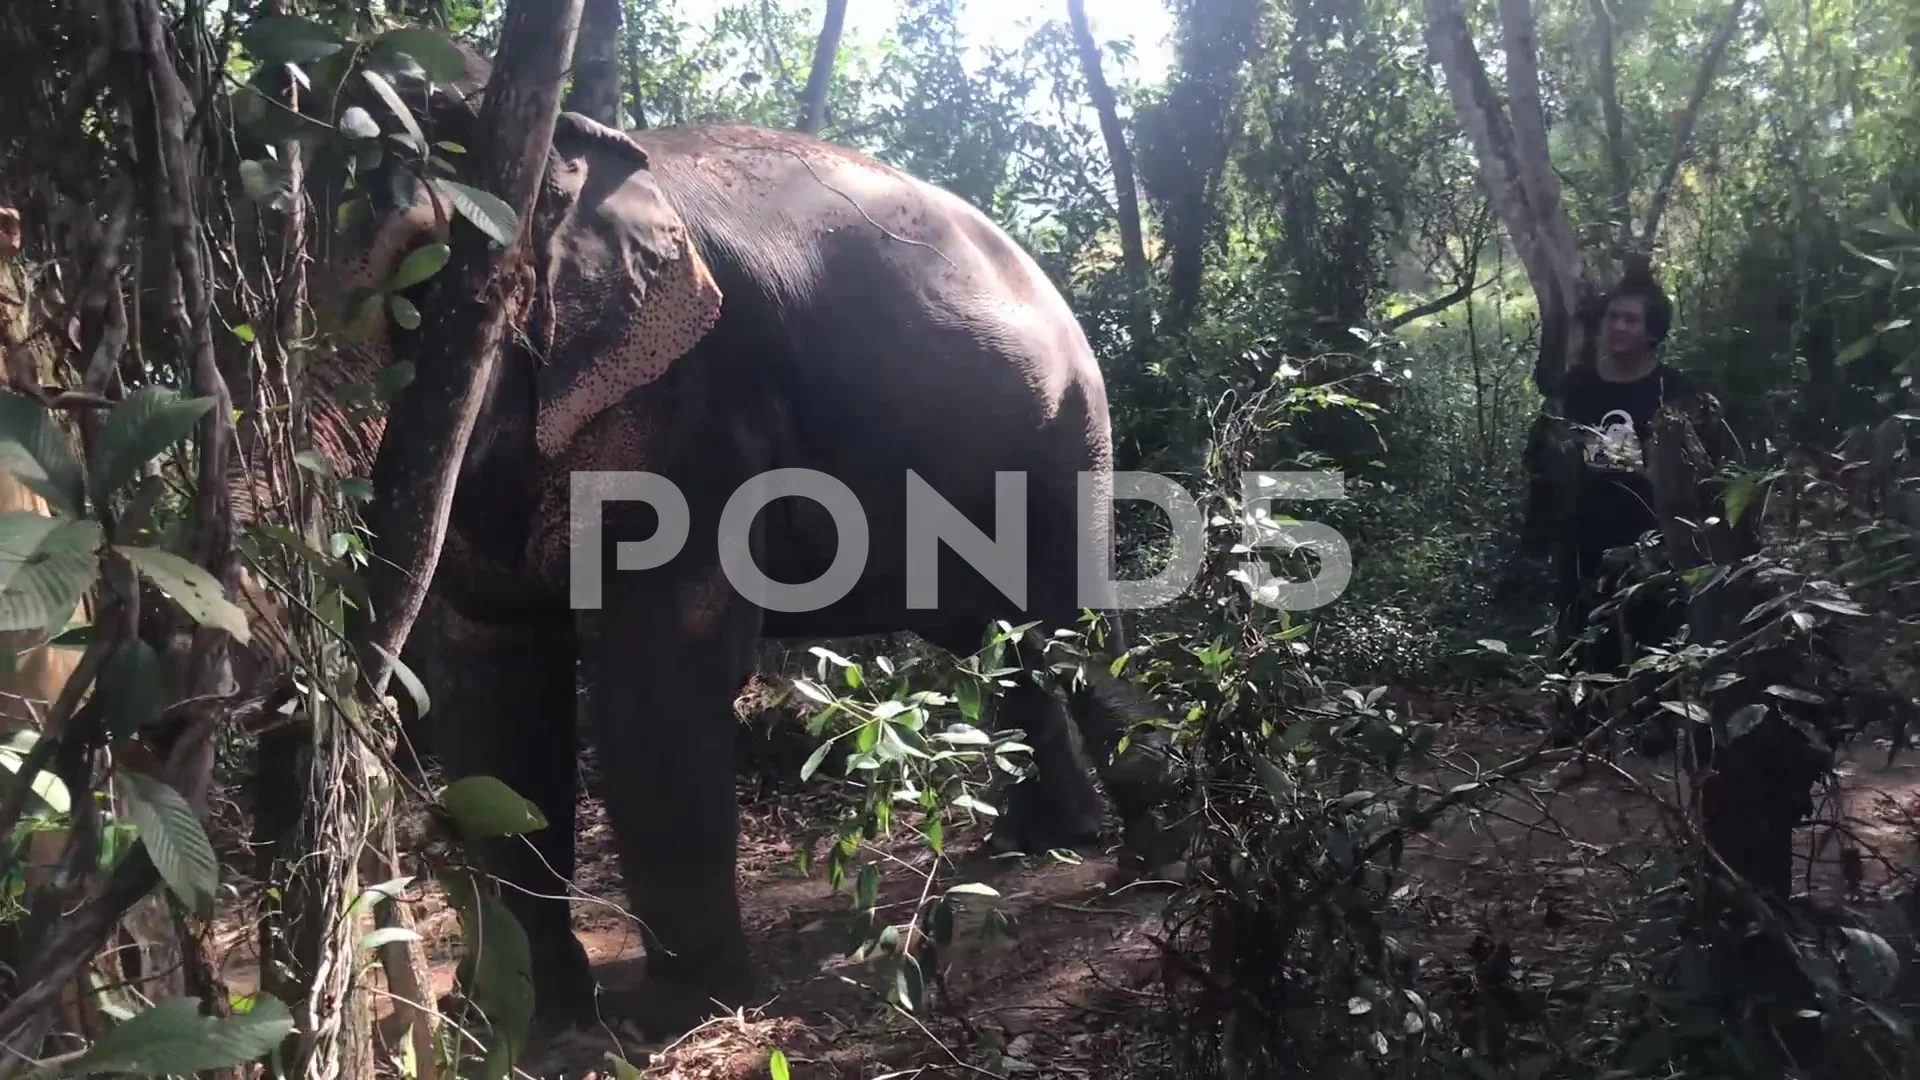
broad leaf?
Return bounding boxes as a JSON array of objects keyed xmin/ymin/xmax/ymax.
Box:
[
  {"xmin": 70, "ymin": 992, "xmax": 292, "ymax": 1075},
  {"xmin": 358, "ymin": 926, "xmax": 422, "ymax": 952},
  {"xmin": 0, "ymin": 728, "xmax": 69, "ymax": 814},
  {"xmin": 241, "ymin": 15, "xmax": 344, "ymax": 65},
  {"xmin": 372, "ymin": 641, "xmax": 431, "ymax": 718},
  {"xmin": 0, "ymin": 390, "xmax": 85, "ymax": 516},
  {"xmin": 440, "ymin": 775, "xmax": 547, "ymax": 837},
  {"xmin": 373, "ymin": 27, "xmax": 473, "ymax": 83},
  {"xmin": 88, "ymin": 386, "xmax": 217, "ymax": 505},
  {"xmin": 389, "ymin": 294, "xmax": 422, "ymax": 331},
  {"xmin": 116, "ymin": 545, "xmax": 252, "ymax": 644},
  {"xmin": 388, "ymin": 242, "xmax": 450, "ymax": 292},
  {"xmin": 340, "ymin": 105, "xmax": 381, "ymax": 140},
  {"xmin": 429, "ymin": 178, "xmax": 519, "ymax": 247},
  {"xmin": 361, "ymin": 69, "xmax": 425, "ymax": 147},
  {"xmin": 0, "ymin": 515, "xmax": 102, "ymax": 635},
  {"xmin": 117, "ymin": 767, "xmax": 220, "ymax": 916},
  {"xmin": 99, "ymin": 638, "xmax": 163, "ymax": 740}
]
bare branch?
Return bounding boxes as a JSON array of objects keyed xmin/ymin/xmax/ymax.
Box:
[
  {"xmin": 1640, "ymin": 0, "xmax": 1751, "ymax": 253},
  {"xmin": 1592, "ymin": 0, "xmax": 1634, "ymax": 257}
]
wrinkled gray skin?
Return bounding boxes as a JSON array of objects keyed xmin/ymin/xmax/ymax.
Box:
[{"xmin": 275, "ymin": 56, "xmax": 1183, "ymax": 1042}]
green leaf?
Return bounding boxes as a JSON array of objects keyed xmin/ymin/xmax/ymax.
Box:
[
  {"xmin": 238, "ymin": 160, "xmax": 277, "ymax": 203},
  {"xmin": 361, "ymin": 69, "xmax": 425, "ymax": 147},
  {"xmin": 768, "ymin": 1047, "xmax": 791, "ymax": 1080},
  {"xmin": 0, "ymin": 514, "xmax": 101, "ymax": 635},
  {"xmin": 241, "ymin": 15, "xmax": 344, "ymax": 65},
  {"xmin": 375, "ymin": 361, "xmax": 417, "ymax": 402},
  {"xmin": 429, "ymin": 178, "xmax": 520, "ymax": 247},
  {"xmin": 439, "ymin": 871, "xmax": 533, "ymax": 1080},
  {"xmin": 89, "ymin": 386, "xmax": 217, "ymax": 505},
  {"xmin": 1656, "ymin": 700, "xmax": 1710, "ymax": 725},
  {"xmin": 358, "ymin": 926, "xmax": 422, "ymax": 952},
  {"xmin": 372, "ymin": 642, "xmax": 431, "ymax": 719},
  {"xmin": 389, "ymin": 294, "xmax": 422, "ymax": 331},
  {"xmin": 117, "ymin": 767, "xmax": 220, "ymax": 916},
  {"xmin": 944, "ymin": 881, "xmax": 1001, "ymax": 899},
  {"xmin": 1727, "ymin": 704, "xmax": 1769, "ymax": 740},
  {"xmin": 1473, "ymin": 638, "xmax": 1508, "ymax": 654},
  {"xmin": 340, "ymin": 105, "xmax": 381, "ymax": 140},
  {"xmin": 0, "ymin": 729, "xmax": 69, "ymax": 814},
  {"xmin": 0, "ymin": 390, "xmax": 85, "ymax": 516},
  {"xmin": 71, "ymin": 993, "xmax": 293, "ymax": 1075},
  {"xmin": 116, "ymin": 545, "xmax": 252, "ymax": 644},
  {"xmin": 799, "ymin": 739, "xmax": 835, "ymax": 782},
  {"xmin": 99, "ymin": 639, "xmax": 163, "ymax": 740},
  {"xmin": 1722, "ymin": 475, "xmax": 1757, "ymax": 526},
  {"xmin": 1837, "ymin": 334, "xmax": 1877, "ymax": 366},
  {"xmin": 1842, "ymin": 927, "xmax": 1902, "ymax": 997},
  {"xmin": 388, "ymin": 242, "xmax": 450, "ymax": 292},
  {"xmin": 440, "ymin": 775, "xmax": 548, "ymax": 837},
  {"xmin": 373, "ymin": 27, "xmax": 474, "ymax": 83}
]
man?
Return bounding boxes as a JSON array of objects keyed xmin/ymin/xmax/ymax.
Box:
[{"xmin": 1552, "ymin": 270, "xmax": 1697, "ymax": 684}]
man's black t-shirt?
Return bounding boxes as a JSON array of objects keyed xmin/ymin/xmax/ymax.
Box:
[{"xmin": 1558, "ymin": 362, "xmax": 1696, "ymax": 552}]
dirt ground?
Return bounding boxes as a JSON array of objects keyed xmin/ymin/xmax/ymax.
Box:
[{"xmin": 204, "ymin": 687, "xmax": 1920, "ymax": 1079}]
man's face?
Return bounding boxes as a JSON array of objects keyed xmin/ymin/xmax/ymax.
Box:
[{"xmin": 1603, "ymin": 295, "xmax": 1654, "ymax": 362}]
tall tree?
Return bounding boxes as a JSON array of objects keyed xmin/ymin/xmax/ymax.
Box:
[
  {"xmin": 1067, "ymin": 0, "xmax": 1149, "ymax": 307},
  {"xmin": 796, "ymin": 0, "xmax": 849, "ymax": 133},
  {"xmin": 563, "ymin": 0, "xmax": 623, "ymax": 125}
]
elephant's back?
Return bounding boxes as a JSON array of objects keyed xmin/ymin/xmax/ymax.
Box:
[{"xmin": 627, "ymin": 122, "xmax": 1105, "ymax": 424}]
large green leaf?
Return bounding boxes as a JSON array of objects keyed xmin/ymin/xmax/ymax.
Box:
[
  {"xmin": 362, "ymin": 68, "xmax": 426, "ymax": 148},
  {"xmin": 66, "ymin": 992, "xmax": 293, "ymax": 1076},
  {"xmin": 115, "ymin": 545, "xmax": 252, "ymax": 644},
  {"xmin": 429, "ymin": 178, "xmax": 519, "ymax": 247},
  {"xmin": 241, "ymin": 14, "xmax": 345, "ymax": 65},
  {"xmin": 388, "ymin": 242, "xmax": 451, "ymax": 292},
  {"xmin": 439, "ymin": 871, "xmax": 533, "ymax": 1080},
  {"xmin": 372, "ymin": 27, "xmax": 474, "ymax": 83},
  {"xmin": 98, "ymin": 639, "xmax": 164, "ymax": 740},
  {"xmin": 88, "ymin": 386, "xmax": 217, "ymax": 507},
  {"xmin": 116, "ymin": 767, "xmax": 220, "ymax": 917},
  {"xmin": 0, "ymin": 728, "xmax": 69, "ymax": 815},
  {"xmin": 439, "ymin": 775, "xmax": 547, "ymax": 838},
  {"xmin": 0, "ymin": 514, "xmax": 102, "ymax": 636},
  {"xmin": 0, "ymin": 390, "xmax": 85, "ymax": 516}
]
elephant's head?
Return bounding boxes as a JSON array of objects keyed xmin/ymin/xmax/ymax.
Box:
[{"xmin": 521, "ymin": 112, "xmax": 724, "ymax": 462}]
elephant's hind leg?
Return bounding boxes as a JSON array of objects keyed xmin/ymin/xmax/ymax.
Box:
[{"xmin": 578, "ymin": 564, "xmax": 761, "ymax": 1041}]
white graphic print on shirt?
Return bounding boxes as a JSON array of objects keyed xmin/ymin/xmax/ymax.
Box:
[{"xmin": 1581, "ymin": 408, "xmax": 1644, "ymax": 473}]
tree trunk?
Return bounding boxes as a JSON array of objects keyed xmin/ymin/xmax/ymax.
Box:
[
  {"xmin": 563, "ymin": 0, "xmax": 623, "ymax": 126},
  {"xmin": 795, "ymin": 0, "xmax": 848, "ymax": 134},
  {"xmin": 355, "ymin": 0, "xmax": 585, "ymax": 700},
  {"xmin": 1067, "ymin": 0, "xmax": 1152, "ymax": 359}
]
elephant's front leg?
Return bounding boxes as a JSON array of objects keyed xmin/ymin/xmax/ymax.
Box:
[
  {"xmin": 423, "ymin": 607, "xmax": 593, "ymax": 1028},
  {"xmin": 578, "ymin": 562, "xmax": 761, "ymax": 1040}
]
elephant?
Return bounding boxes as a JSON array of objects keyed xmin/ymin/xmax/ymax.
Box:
[{"xmin": 232, "ymin": 40, "xmax": 1188, "ymax": 1042}]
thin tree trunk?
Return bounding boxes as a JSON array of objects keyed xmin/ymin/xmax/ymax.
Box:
[
  {"xmin": 796, "ymin": 0, "xmax": 848, "ymax": 134},
  {"xmin": 1067, "ymin": 0, "xmax": 1152, "ymax": 359},
  {"xmin": 1639, "ymin": 0, "xmax": 1751, "ymax": 257},
  {"xmin": 563, "ymin": 0, "xmax": 622, "ymax": 126},
  {"xmin": 1592, "ymin": 0, "xmax": 1633, "ymax": 259},
  {"xmin": 355, "ymin": 0, "xmax": 585, "ymax": 701}
]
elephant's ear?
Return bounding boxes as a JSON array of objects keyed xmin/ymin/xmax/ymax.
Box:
[{"xmin": 531, "ymin": 113, "xmax": 723, "ymax": 462}]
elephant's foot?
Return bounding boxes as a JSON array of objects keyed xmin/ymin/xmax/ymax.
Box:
[
  {"xmin": 983, "ymin": 774, "xmax": 1107, "ymax": 858},
  {"xmin": 598, "ymin": 967, "xmax": 758, "ymax": 1044},
  {"xmin": 1112, "ymin": 807, "xmax": 1197, "ymax": 886}
]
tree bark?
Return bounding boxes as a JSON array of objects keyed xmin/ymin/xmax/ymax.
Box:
[
  {"xmin": 562, "ymin": 0, "xmax": 623, "ymax": 126},
  {"xmin": 1592, "ymin": 0, "xmax": 1633, "ymax": 259},
  {"xmin": 1423, "ymin": 0, "xmax": 1586, "ymax": 395},
  {"xmin": 354, "ymin": 0, "xmax": 585, "ymax": 701},
  {"xmin": 1067, "ymin": 0, "xmax": 1152, "ymax": 359},
  {"xmin": 795, "ymin": 0, "xmax": 848, "ymax": 134}
]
